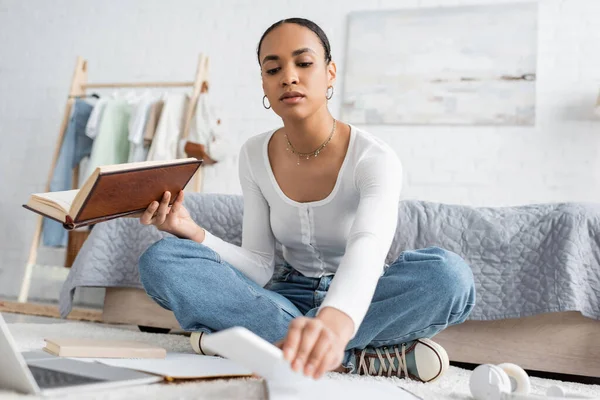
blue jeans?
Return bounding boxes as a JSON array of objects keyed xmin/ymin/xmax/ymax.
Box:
[{"xmin": 139, "ymin": 237, "xmax": 476, "ymax": 370}]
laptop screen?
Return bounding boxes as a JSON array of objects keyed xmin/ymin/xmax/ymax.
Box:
[{"xmin": 0, "ymin": 313, "xmax": 40, "ymax": 395}]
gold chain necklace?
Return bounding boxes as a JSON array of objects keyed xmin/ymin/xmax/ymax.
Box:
[{"xmin": 285, "ymin": 119, "xmax": 336, "ymax": 166}]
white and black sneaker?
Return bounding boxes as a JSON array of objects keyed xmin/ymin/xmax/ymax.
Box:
[{"xmin": 352, "ymin": 338, "xmax": 449, "ymax": 383}]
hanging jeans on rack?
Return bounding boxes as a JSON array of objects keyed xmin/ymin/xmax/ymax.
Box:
[{"xmin": 42, "ymin": 99, "xmax": 94, "ymax": 247}]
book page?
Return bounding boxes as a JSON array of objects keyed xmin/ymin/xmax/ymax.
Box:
[{"xmin": 30, "ymin": 190, "xmax": 78, "ymax": 214}]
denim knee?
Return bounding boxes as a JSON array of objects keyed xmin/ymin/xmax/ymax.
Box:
[
  {"xmin": 138, "ymin": 238, "xmax": 172, "ymax": 290},
  {"xmin": 139, "ymin": 237, "xmax": 173, "ymax": 276},
  {"xmin": 431, "ymin": 248, "xmax": 474, "ymax": 297},
  {"xmin": 141, "ymin": 236, "xmax": 217, "ymax": 264},
  {"xmin": 139, "ymin": 237, "xmax": 219, "ymax": 284},
  {"xmin": 430, "ymin": 248, "xmax": 476, "ymax": 320}
]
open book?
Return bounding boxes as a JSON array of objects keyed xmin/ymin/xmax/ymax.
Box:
[{"xmin": 23, "ymin": 158, "xmax": 202, "ymax": 230}]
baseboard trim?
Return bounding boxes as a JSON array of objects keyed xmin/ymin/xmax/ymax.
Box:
[{"xmin": 0, "ymin": 299, "xmax": 102, "ymax": 322}]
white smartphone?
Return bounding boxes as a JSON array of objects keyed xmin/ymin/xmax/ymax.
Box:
[{"xmin": 202, "ymin": 326, "xmax": 310, "ymax": 383}]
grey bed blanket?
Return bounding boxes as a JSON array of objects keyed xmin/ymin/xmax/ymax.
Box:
[{"xmin": 59, "ymin": 193, "xmax": 600, "ymax": 322}]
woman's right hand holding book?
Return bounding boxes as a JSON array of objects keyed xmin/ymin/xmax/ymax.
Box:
[{"xmin": 140, "ymin": 190, "xmax": 206, "ymax": 243}]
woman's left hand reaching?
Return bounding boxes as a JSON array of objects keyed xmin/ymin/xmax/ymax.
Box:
[{"xmin": 276, "ymin": 307, "xmax": 355, "ymax": 380}]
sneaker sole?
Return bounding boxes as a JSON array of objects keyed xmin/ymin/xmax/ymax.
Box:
[{"xmin": 415, "ymin": 338, "xmax": 450, "ymax": 383}]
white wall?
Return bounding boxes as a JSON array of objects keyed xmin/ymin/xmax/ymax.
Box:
[{"xmin": 1, "ymin": 0, "xmax": 599, "ymax": 301}]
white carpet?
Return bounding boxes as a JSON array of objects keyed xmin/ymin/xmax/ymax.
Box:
[{"xmin": 2, "ymin": 321, "xmax": 599, "ymax": 399}]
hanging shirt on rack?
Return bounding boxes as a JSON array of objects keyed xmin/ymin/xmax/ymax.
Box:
[
  {"xmin": 185, "ymin": 92, "xmax": 237, "ymax": 194},
  {"xmin": 146, "ymin": 93, "xmax": 188, "ymax": 161},
  {"xmin": 199, "ymin": 125, "xmax": 239, "ymax": 194},
  {"xmin": 42, "ymin": 99, "xmax": 94, "ymax": 247},
  {"xmin": 143, "ymin": 100, "xmax": 164, "ymax": 143},
  {"xmin": 83, "ymin": 99, "xmax": 132, "ymax": 181},
  {"xmin": 127, "ymin": 96, "xmax": 155, "ymax": 163},
  {"xmin": 186, "ymin": 93, "xmax": 225, "ymax": 158},
  {"xmin": 85, "ymin": 97, "xmax": 109, "ymax": 139}
]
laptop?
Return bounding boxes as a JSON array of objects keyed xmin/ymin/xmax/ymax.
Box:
[{"xmin": 0, "ymin": 313, "xmax": 163, "ymax": 396}]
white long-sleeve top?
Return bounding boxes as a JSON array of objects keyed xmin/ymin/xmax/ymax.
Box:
[{"xmin": 202, "ymin": 125, "xmax": 402, "ymax": 337}]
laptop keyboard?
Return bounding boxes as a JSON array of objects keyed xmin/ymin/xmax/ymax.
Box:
[{"xmin": 28, "ymin": 365, "xmax": 107, "ymax": 389}]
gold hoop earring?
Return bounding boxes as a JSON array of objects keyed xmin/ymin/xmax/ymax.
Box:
[
  {"xmin": 263, "ymin": 95, "xmax": 271, "ymax": 109},
  {"xmin": 326, "ymin": 86, "xmax": 334, "ymax": 100}
]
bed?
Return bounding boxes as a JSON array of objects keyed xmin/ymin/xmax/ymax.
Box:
[{"xmin": 59, "ymin": 193, "xmax": 600, "ymax": 378}]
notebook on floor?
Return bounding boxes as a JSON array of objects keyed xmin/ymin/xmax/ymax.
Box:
[
  {"xmin": 42, "ymin": 338, "xmax": 167, "ymax": 359},
  {"xmin": 75, "ymin": 353, "xmax": 253, "ymax": 380}
]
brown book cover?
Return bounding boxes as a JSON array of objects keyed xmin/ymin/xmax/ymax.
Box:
[{"xmin": 23, "ymin": 158, "xmax": 202, "ymax": 229}]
